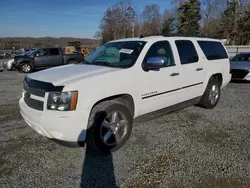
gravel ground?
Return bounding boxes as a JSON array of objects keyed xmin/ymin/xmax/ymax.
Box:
[{"xmin": 1, "ymin": 65, "xmax": 250, "ymax": 188}]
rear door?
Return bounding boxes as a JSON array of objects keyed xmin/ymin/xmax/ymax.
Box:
[
  {"xmin": 174, "ymin": 40, "xmax": 206, "ymax": 100},
  {"xmin": 46, "ymin": 48, "xmax": 62, "ymax": 66}
]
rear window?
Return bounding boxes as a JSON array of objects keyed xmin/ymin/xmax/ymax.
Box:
[
  {"xmin": 49, "ymin": 48, "xmax": 59, "ymax": 55},
  {"xmin": 175, "ymin": 40, "xmax": 199, "ymax": 64},
  {"xmin": 197, "ymin": 41, "xmax": 228, "ymax": 60}
]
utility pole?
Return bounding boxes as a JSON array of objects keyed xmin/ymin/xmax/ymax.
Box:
[
  {"xmin": 233, "ymin": 0, "xmax": 239, "ymax": 45},
  {"xmin": 132, "ymin": 21, "xmax": 135, "ymax": 37}
]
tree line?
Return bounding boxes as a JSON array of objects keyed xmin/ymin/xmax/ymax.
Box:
[
  {"xmin": 95, "ymin": 0, "xmax": 250, "ymax": 45},
  {"xmin": 0, "ymin": 37, "xmax": 96, "ymax": 50}
]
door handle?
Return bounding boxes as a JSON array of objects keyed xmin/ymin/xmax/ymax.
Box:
[
  {"xmin": 170, "ymin": 73, "xmax": 179, "ymax": 76},
  {"xmin": 196, "ymin": 68, "xmax": 203, "ymax": 71}
]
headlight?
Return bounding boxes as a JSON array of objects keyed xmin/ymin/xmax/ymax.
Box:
[{"xmin": 47, "ymin": 91, "xmax": 78, "ymax": 111}]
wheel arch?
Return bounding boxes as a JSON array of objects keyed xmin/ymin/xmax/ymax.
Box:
[
  {"xmin": 204, "ymin": 72, "xmax": 223, "ymax": 90},
  {"xmin": 211, "ymin": 73, "xmax": 223, "ymax": 86},
  {"xmin": 67, "ymin": 58, "xmax": 77, "ymax": 64},
  {"xmin": 90, "ymin": 94, "xmax": 135, "ymax": 118},
  {"xmin": 19, "ymin": 61, "xmax": 34, "ymax": 72}
]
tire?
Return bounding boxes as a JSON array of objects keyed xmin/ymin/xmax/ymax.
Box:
[
  {"xmin": 86, "ymin": 100, "xmax": 133, "ymax": 153},
  {"xmin": 199, "ymin": 77, "xmax": 221, "ymax": 109},
  {"xmin": 20, "ymin": 63, "xmax": 32, "ymax": 73},
  {"xmin": 67, "ymin": 60, "xmax": 77, "ymax": 64}
]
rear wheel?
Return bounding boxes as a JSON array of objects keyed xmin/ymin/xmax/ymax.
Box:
[
  {"xmin": 199, "ymin": 77, "xmax": 221, "ymax": 109},
  {"xmin": 20, "ymin": 63, "xmax": 32, "ymax": 73},
  {"xmin": 86, "ymin": 100, "xmax": 133, "ymax": 153},
  {"xmin": 67, "ymin": 60, "xmax": 77, "ymax": 64}
]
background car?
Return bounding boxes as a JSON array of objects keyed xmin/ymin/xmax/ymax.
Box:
[
  {"xmin": 0, "ymin": 51, "xmax": 6, "ymax": 59},
  {"xmin": 230, "ymin": 52, "xmax": 250, "ymax": 81},
  {"xmin": 3, "ymin": 50, "xmax": 36, "ymax": 71}
]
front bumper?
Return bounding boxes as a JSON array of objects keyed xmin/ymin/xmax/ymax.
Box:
[
  {"xmin": 231, "ymin": 69, "xmax": 250, "ymax": 80},
  {"xmin": 3, "ymin": 61, "xmax": 13, "ymax": 70},
  {"xmin": 19, "ymin": 97, "xmax": 90, "ymax": 144}
]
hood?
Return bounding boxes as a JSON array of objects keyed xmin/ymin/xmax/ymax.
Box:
[
  {"xmin": 15, "ymin": 55, "xmax": 33, "ymax": 61},
  {"xmin": 28, "ymin": 64, "xmax": 122, "ymax": 86},
  {"xmin": 231, "ymin": 61, "xmax": 250, "ymax": 70}
]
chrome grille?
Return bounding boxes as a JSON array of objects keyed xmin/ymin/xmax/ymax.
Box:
[{"xmin": 24, "ymin": 92, "xmax": 44, "ymax": 111}]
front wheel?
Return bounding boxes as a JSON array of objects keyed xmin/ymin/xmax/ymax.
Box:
[
  {"xmin": 20, "ymin": 63, "xmax": 32, "ymax": 73},
  {"xmin": 199, "ymin": 77, "xmax": 221, "ymax": 109},
  {"xmin": 86, "ymin": 100, "xmax": 133, "ymax": 153}
]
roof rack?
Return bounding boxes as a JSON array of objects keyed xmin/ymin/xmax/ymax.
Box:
[{"xmin": 139, "ymin": 34, "xmax": 164, "ymax": 38}]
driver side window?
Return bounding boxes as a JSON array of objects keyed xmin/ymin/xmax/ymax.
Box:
[
  {"xmin": 144, "ymin": 41, "xmax": 175, "ymax": 67},
  {"xmin": 36, "ymin": 49, "xmax": 48, "ymax": 57}
]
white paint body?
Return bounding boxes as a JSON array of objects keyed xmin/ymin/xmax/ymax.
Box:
[{"xmin": 19, "ymin": 36, "xmax": 232, "ymax": 143}]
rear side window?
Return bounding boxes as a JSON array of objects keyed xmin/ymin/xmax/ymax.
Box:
[
  {"xmin": 197, "ymin": 41, "xmax": 228, "ymax": 60},
  {"xmin": 175, "ymin": 40, "xmax": 199, "ymax": 64},
  {"xmin": 49, "ymin": 48, "xmax": 59, "ymax": 56}
]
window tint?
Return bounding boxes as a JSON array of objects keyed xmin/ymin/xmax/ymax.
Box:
[
  {"xmin": 49, "ymin": 48, "xmax": 59, "ymax": 55},
  {"xmin": 197, "ymin": 41, "xmax": 228, "ymax": 60},
  {"xmin": 175, "ymin": 40, "xmax": 199, "ymax": 64},
  {"xmin": 36, "ymin": 49, "xmax": 48, "ymax": 57},
  {"xmin": 145, "ymin": 41, "xmax": 175, "ymax": 67}
]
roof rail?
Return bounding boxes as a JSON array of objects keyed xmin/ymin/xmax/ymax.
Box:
[{"xmin": 139, "ymin": 34, "xmax": 164, "ymax": 38}]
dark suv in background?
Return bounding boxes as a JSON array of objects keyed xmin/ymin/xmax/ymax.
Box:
[{"xmin": 13, "ymin": 47, "xmax": 84, "ymax": 73}]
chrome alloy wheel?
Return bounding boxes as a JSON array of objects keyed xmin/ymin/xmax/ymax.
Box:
[
  {"xmin": 22, "ymin": 64, "xmax": 31, "ymax": 73},
  {"xmin": 209, "ymin": 85, "xmax": 219, "ymax": 105},
  {"xmin": 100, "ymin": 111, "xmax": 128, "ymax": 146}
]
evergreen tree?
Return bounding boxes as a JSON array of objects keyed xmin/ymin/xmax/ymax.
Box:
[
  {"xmin": 162, "ymin": 15, "xmax": 175, "ymax": 36},
  {"xmin": 177, "ymin": 0, "xmax": 201, "ymax": 36}
]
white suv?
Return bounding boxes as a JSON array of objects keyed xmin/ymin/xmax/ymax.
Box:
[{"xmin": 19, "ymin": 36, "xmax": 232, "ymax": 152}]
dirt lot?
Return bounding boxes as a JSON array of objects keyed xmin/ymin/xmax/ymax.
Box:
[{"xmin": 1, "ymin": 66, "xmax": 250, "ymax": 188}]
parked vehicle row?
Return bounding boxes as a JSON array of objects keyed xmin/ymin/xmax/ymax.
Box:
[
  {"xmin": 19, "ymin": 36, "xmax": 232, "ymax": 153},
  {"xmin": 0, "ymin": 51, "xmax": 6, "ymax": 59}
]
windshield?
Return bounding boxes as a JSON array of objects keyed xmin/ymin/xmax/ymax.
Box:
[
  {"xmin": 83, "ymin": 41, "xmax": 147, "ymax": 68},
  {"xmin": 232, "ymin": 53, "xmax": 250, "ymax": 61},
  {"xmin": 23, "ymin": 50, "xmax": 36, "ymax": 56},
  {"xmin": 18, "ymin": 50, "xmax": 35, "ymax": 56}
]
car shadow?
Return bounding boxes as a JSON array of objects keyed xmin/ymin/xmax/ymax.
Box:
[
  {"xmin": 79, "ymin": 111, "xmax": 118, "ymax": 188},
  {"xmin": 80, "ymin": 146, "xmax": 117, "ymax": 188}
]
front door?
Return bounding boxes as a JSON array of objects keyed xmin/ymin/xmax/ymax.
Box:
[
  {"xmin": 34, "ymin": 49, "xmax": 49, "ymax": 67},
  {"xmin": 138, "ymin": 40, "xmax": 183, "ymax": 116}
]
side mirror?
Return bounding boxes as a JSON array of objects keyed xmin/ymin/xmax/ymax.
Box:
[{"xmin": 145, "ymin": 57, "xmax": 165, "ymax": 70}]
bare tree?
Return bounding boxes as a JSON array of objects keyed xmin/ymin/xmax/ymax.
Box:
[
  {"xmin": 93, "ymin": 31, "xmax": 101, "ymax": 47},
  {"xmin": 99, "ymin": 0, "xmax": 138, "ymax": 42},
  {"xmin": 162, "ymin": 10, "xmax": 176, "ymax": 36},
  {"xmin": 141, "ymin": 4, "xmax": 162, "ymax": 36}
]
